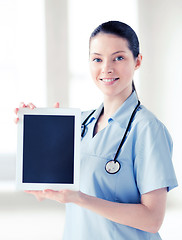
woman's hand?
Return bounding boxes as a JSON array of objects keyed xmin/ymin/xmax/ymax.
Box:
[
  {"xmin": 25, "ymin": 190, "xmax": 45, "ymax": 201},
  {"xmin": 14, "ymin": 102, "xmax": 60, "ymax": 124},
  {"xmin": 14, "ymin": 102, "xmax": 36, "ymax": 124},
  {"xmin": 25, "ymin": 189, "xmax": 81, "ymax": 204}
]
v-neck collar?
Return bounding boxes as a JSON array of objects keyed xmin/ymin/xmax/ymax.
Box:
[
  {"xmin": 93, "ymin": 91, "xmax": 139, "ymax": 128},
  {"xmin": 83, "ymin": 91, "xmax": 140, "ymax": 135}
]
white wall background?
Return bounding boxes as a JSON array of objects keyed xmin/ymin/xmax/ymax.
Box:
[
  {"xmin": 137, "ymin": 0, "xmax": 182, "ymax": 206},
  {"xmin": 0, "ymin": 0, "xmax": 46, "ymax": 155},
  {"xmin": 68, "ymin": 0, "xmax": 139, "ymax": 110}
]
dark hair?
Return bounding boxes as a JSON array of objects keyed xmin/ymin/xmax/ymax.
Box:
[{"xmin": 90, "ymin": 21, "xmax": 140, "ymax": 59}]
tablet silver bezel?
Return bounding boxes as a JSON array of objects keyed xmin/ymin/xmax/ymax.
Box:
[{"xmin": 16, "ymin": 107, "xmax": 80, "ymax": 191}]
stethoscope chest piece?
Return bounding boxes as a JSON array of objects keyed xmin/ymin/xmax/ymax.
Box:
[{"xmin": 105, "ymin": 160, "xmax": 121, "ymax": 174}]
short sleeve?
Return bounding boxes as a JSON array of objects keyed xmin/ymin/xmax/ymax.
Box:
[{"xmin": 134, "ymin": 119, "xmax": 178, "ymax": 195}]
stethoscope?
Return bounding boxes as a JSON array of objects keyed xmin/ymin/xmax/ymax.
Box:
[{"xmin": 81, "ymin": 100, "xmax": 140, "ymax": 174}]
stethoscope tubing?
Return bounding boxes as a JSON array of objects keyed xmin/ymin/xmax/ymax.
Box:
[
  {"xmin": 113, "ymin": 100, "xmax": 140, "ymax": 162},
  {"xmin": 81, "ymin": 110, "xmax": 96, "ymax": 137},
  {"xmin": 81, "ymin": 100, "xmax": 140, "ymax": 170}
]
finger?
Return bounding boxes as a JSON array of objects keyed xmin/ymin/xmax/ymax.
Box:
[
  {"xmin": 14, "ymin": 108, "xmax": 19, "ymax": 124},
  {"xmin": 54, "ymin": 102, "xmax": 60, "ymax": 108},
  {"xmin": 19, "ymin": 102, "xmax": 27, "ymax": 108},
  {"xmin": 14, "ymin": 117, "xmax": 19, "ymax": 124},
  {"xmin": 43, "ymin": 189, "xmax": 56, "ymax": 196},
  {"xmin": 25, "ymin": 190, "xmax": 42, "ymax": 194},
  {"xmin": 35, "ymin": 195, "xmax": 44, "ymax": 201},
  {"xmin": 44, "ymin": 189, "xmax": 56, "ymax": 192},
  {"xmin": 43, "ymin": 189, "xmax": 60, "ymax": 201},
  {"xmin": 27, "ymin": 103, "xmax": 36, "ymax": 109},
  {"xmin": 25, "ymin": 190, "xmax": 45, "ymax": 201},
  {"xmin": 14, "ymin": 108, "xmax": 19, "ymax": 115}
]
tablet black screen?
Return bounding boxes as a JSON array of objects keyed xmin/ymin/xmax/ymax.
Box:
[{"xmin": 23, "ymin": 115, "xmax": 75, "ymax": 184}]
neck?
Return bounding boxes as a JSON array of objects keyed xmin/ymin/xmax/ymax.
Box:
[{"xmin": 103, "ymin": 91, "xmax": 133, "ymax": 119}]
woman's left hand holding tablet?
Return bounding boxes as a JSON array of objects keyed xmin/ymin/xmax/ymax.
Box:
[{"xmin": 25, "ymin": 189, "xmax": 81, "ymax": 204}]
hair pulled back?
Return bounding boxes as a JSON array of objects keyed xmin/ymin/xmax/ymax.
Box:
[{"xmin": 90, "ymin": 21, "xmax": 140, "ymax": 59}]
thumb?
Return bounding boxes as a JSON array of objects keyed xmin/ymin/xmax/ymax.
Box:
[{"xmin": 54, "ymin": 102, "xmax": 60, "ymax": 108}]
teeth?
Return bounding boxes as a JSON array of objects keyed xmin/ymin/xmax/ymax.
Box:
[{"xmin": 101, "ymin": 78, "xmax": 118, "ymax": 82}]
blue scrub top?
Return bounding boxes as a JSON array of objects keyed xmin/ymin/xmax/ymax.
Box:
[{"xmin": 63, "ymin": 91, "xmax": 178, "ymax": 240}]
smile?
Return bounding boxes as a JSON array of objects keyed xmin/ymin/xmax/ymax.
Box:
[{"xmin": 100, "ymin": 78, "xmax": 119, "ymax": 82}]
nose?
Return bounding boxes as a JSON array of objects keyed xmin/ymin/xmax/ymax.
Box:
[{"xmin": 101, "ymin": 61, "xmax": 113, "ymax": 74}]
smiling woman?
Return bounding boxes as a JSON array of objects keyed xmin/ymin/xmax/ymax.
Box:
[{"xmin": 23, "ymin": 21, "xmax": 178, "ymax": 240}]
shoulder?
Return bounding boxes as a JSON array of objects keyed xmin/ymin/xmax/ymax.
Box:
[
  {"xmin": 136, "ymin": 105, "xmax": 166, "ymax": 129},
  {"xmin": 134, "ymin": 105, "xmax": 172, "ymax": 146},
  {"xmin": 137, "ymin": 105, "xmax": 159, "ymax": 123}
]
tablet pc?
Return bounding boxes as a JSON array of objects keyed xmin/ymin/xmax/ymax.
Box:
[{"xmin": 16, "ymin": 107, "xmax": 81, "ymax": 191}]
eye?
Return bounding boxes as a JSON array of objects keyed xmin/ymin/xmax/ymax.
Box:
[
  {"xmin": 114, "ymin": 56, "xmax": 124, "ymax": 61},
  {"xmin": 93, "ymin": 58, "xmax": 102, "ymax": 62}
]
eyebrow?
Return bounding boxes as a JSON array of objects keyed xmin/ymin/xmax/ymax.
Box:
[
  {"xmin": 90, "ymin": 50, "xmax": 126, "ymax": 56},
  {"xmin": 111, "ymin": 51, "xmax": 126, "ymax": 55}
]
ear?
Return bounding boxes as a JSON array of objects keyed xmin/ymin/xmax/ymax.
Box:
[{"xmin": 135, "ymin": 54, "xmax": 142, "ymax": 70}]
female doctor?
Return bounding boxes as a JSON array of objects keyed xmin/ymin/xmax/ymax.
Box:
[{"xmin": 15, "ymin": 21, "xmax": 178, "ymax": 239}]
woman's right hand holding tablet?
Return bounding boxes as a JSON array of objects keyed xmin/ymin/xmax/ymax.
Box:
[
  {"xmin": 14, "ymin": 102, "xmax": 36, "ymax": 124},
  {"xmin": 14, "ymin": 102, "xmax": 60, "ymax": 124}
]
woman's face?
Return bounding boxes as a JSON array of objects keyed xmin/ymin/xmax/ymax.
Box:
[{"xmin": 89, "ymin": 33, "xmax": 142, "ymax": 100}]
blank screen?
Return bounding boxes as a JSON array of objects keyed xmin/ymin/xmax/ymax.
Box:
[{"xmin": 23, "ymin": 115, "xmax": 75, "ymax": 184}]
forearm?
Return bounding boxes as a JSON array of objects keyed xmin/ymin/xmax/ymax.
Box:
[
  {"xmin": 26, "ymin": 188, "xmax": 167, "ymax": 233},
  {"xmin": 75, "ymin": 189, "xmax": 167, "ymax": 233}
]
